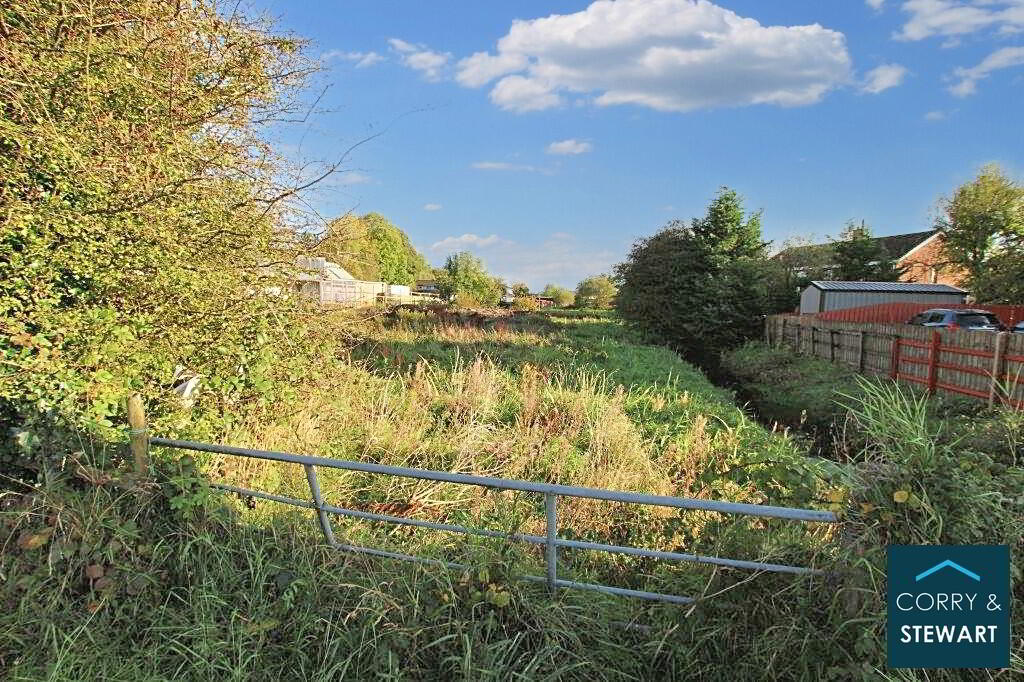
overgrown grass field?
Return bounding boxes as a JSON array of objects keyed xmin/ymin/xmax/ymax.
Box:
[{"xmin": 2, "ymin": 314, "xmax": 1021, "ymax": 679}]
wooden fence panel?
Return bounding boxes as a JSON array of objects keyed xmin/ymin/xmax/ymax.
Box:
[
  {"xmin": 1004, "ymin": 334, "xmax": 1024, "ymax": 405},
  {"xmin": 766, "ymin": 315, "xmax": 1023, "ymax": 409}
]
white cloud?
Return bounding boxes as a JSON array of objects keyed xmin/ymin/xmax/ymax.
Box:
[
  {"xmin": 472, "ymin": 161, "xmax": 541, "ymax": 172},
  {"xmin": 546, "ymin": 139, "xmax": 593, "ymax": 155},
  {"xmin": 423, "ymin": 203, "xmax": 443, "ymax": 211},
  {"xmin": 454, "ymin": 0, "xmax": 852, "ymax": 113},
  {"xmin": 457, "ymin": 52, "xmax": 529, "ymax": 87},
  {"xmin": 893, "ymin": 3, "xmax": 1024, "ymax": 96},
  {"xmin": 924, "ymin": 109, "xmax": 947, "ymax": 119},
  {"xmin": 389, "ymin": 38, "xmax": 417, "ymax": 52},
  {"xmin": 389, "ymin": 38, "xmax": 451, "ymax": 81},
  {"xmin": 490, "ymin": 75, "xmax": 564, "ymax": 112},
  {"xmin": 322, "ymin": 50, "xmax": 385, "ymax": 68},
  {"xmin": 430, "ymin": 233, "xmax": 509, "ymax": 251},
  {"xmin": 948, "ymin": 45, "xmax": 1024, "ymax": 95},
  {"xmin": 860, "ymin": 63, "xmax": 909, "ymax": 93},
  {"xmin": 896, "ymin": 0, "xmax": 1024, "ymax": 41},
  {"xmin": 866, "ymin": 0, "xmax": 886, "ymax": 9}
]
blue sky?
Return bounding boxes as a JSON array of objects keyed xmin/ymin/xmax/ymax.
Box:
[{"xmin": 256, "ymin": 0, "xmax": 1023, "ymax": 289}]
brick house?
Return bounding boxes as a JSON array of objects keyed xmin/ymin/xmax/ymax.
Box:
[
  {"xmin": 773, "ymin": 230, "xmax": 967, "ymax": 287},
  {"xmin": 896, "ymin": 232, "xmax": 967, "ymax": 286}
]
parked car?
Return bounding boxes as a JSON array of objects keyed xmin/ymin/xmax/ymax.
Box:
[
  {"xmin": 1012, "ymin": 321, "xmax": 1024, "ymax": 334},
  {"xmin": 907, "ymin": 308, "xmax": 1006, "ymax": 331}
]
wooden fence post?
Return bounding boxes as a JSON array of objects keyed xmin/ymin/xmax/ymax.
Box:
[
  {"xmin": 829, "ymin": 329, "xmax": 836, "ymax": 362},
  {"xmin": 127, "ymin": 393, "xmax": 150, "ymax": 477},
  {"xmin": 989, "ymin": 332, "xmax": 1009, "ymax": 406},
  {"xmin": 926, "ymin": 330, "xmax": 941, "ymax": 395},
  {"xmin": 796, "ymin": 323, "xmax": 803, "ymax": 354},
  {"xmin": 779, "ymin": 317, "xmax": 786, "ymax": 349},
  {"xmin": 890, "ymin": 335, "xmax": 901, "ymax": 380},
  {"xmin": 857, "ymin": 331, "xmax": 865, "ymax": 373}
]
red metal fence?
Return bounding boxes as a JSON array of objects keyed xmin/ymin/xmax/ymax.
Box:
[
  {"xmin": 814, "ymin": 302, "xmax": 1024, "ymax": 327},
  {"xmin": 766, "ymin": 315, "xmax": 1024, "ymax": 410}
]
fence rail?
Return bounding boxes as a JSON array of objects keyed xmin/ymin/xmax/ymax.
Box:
[
  {"xmin": 148, "ymin": 436, "xmax": 837, "ymax": 606},
  {"xmin": 766, "ymin": 316, "xmax": 1024, "ymax": 409},
  {"xmin": 814, "ymin": 302, "xmax": 1024, "ymax": 327}
]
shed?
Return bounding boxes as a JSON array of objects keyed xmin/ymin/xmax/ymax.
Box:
[{"xmin": 799, "ymin": 281, "xmax": 967, "ymax": 315}]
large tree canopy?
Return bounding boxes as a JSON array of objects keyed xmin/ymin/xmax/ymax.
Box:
[
  {"xmin": 575, "ymin": 276, "xmax": 617, "ymax": 308},
  {"xmin": 436, "ymin": 252, "xmax": 503, "ymax": 306},
  {"xmin": 937, "ymin": 164, "xmax": 1024, "ymax": 301},
  {"xmin": 615, "ymin": 188, "xmax": 770, "ymax": 366},
  {"xmin": 311, "ymin": 213, "xmax": 430, "ymax": 285}
]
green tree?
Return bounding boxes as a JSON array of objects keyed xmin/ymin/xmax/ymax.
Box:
[
  {"xmin": 575, "ymin": 276, "xmax": 617, "ymax": 308},
  {"xmin": 510, "ymin": 282, "xmax": 531, "ymax": 298},
  {"xmin": 436, "ymin": 252, "xmax": 501, "ymax": 305},
  {"xmin": 690, "ymin": 187, "xmax": 766, "ymax": 263},
  {"xmin": 541, "ymin": 284, "xmax": 574, "ymax": 307},
  {"xmin": 937, "ymin": 164, "xmax": 1024, "ymax": 299},
  {"xmin": 972, "ymin": 251, "xmax": 1024, "ymax": 303},
  {"xmin": 831, "ymin": 221, "xmax": 905, "ymax": 281},
  {"xmin": 614, "ymin": 188, "xmax": 769, "ymax": 366},
  {"xmin": 761, "ymin": 258, "xmax": 802, "ymax": 314},
  {"xmin": 314, "ymin": 213, "xmax": 430, "ymax": 284},
  {"xmin": 315, "ymin": 215, "xmax": 379, "ymax": 280}
]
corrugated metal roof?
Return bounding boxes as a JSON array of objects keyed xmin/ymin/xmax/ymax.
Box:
[{"xmin": 809, "ymin": 281, "xmax": 966, "ymax": 293}]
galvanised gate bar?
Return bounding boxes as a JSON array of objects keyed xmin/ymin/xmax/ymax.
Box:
[{"xmin": 150, "ymin": 436, "xmax": 839, "ymax": 605}]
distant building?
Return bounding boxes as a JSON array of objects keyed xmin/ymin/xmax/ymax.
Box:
[
  {"xmin": 296, "ymin": 256, "xmax": 355, "ymax": 282},
  {"xmin": 773, "ymin": 230, "xmax": 966, "ymax": 287},
  {"xmin": 415, "ymin": 279, "xmax": 440, "ymax": 294},
  {"xmin": 799, "ymin": 281, "xmax": 968, "ymax": 315},
  {"xmin": 533, "ymin": 296, "xmax": 555, "ymax": 308}
]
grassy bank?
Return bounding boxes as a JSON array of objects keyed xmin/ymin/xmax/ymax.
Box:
[
  {"xmin": 722, "ymin": 341, "xmax": 1023, "ymax": 467},
  {"xmin": 720, "ymin": 341, "xmax": 1023, "ymax": 676},
  {"xmin": 3, "ymin": 310, "xmax": 845, "ymax": 680},
  {"xmin": 3, "ymin": 316, "xmax": 1021, "ymax": 679}
]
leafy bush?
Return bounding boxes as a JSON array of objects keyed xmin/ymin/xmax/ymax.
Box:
[
  {"xmin": 0, "ymin": 0, "xmax": 337, "ymax": 470},
  {"xmin": 511, "ymin": 297, "xmax": 539, "ymax": 312}
]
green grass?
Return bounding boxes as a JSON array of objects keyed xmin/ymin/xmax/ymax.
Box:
[
  {"xmin": 2, "ymin": 314, "xmax": 1020, "ymax": 679},
  {"xmin": 722, "ymin": 341, "xmax": 1023, "ymax": 466}
]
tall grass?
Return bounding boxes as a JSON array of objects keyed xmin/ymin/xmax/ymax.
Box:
[{"xmin": 4, "ymin": 314, "xmax": 1019, "ymax": 678}]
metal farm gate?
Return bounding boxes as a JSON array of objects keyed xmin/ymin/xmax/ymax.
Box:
[{"xmin": 137, "ymin": 429, "xmax": 838, "ymax": 605}]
